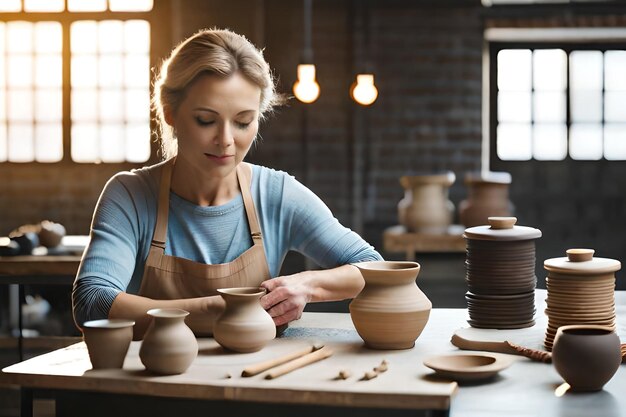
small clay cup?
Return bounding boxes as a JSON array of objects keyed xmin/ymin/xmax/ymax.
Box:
[
  {"xmin": 82, "ymin": 319, "xmax": 135, "ymax": 369},
  {"xmin": 552, "ymin": 324, "xmax": 621, "ymax": 391}
]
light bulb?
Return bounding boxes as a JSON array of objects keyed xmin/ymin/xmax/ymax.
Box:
[
  {"xmin": 351, "ymin": 73, "xmax": 378, "ymax": 106},
  {"xmin": 293, "ymin": 64, "xmax": 320, "ymax": 104}
]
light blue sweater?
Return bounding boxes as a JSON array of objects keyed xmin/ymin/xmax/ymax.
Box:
[{"xmin": 72, "ymin": 162, "xmax": 382, "ymax": 325}]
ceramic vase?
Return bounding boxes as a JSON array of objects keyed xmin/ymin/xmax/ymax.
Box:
[
  {"xmin": 139, "ymin": 308, "xmax": 198, "ymax": 375},
  {"xmin": 397, "ymin": 172, "xmax": 455, "ymax": 234},
  {"xmin": 350, "ymin": 261, "xmax": 432, "ymax": 349},
  {"xmin": 552, "ymin": 325, "xmax": 621, "ymax": 391},
  {"xmin": 82, "ymin": 319, "xmax": 135, "ymax": 369},
  {"xmin": 214, "ymin": 287, "xmax": 276, "ymax": 353},
  {"xmin": 459, "ymin": 172, "xmax": 513, "ymax": 228}
]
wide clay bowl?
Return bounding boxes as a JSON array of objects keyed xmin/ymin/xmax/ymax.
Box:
[{"xmin": 423, "ymin": 353, "xmax": 513, "ymax": 381}]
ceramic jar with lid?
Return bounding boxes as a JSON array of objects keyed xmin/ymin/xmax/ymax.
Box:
[
  {"xmin": 543, "ymin": 248, "xmax": 621, "ymax": 350},
  {"xmin": 459, "ymin": 171, "xmax": 513, "ymax": 228},
  {"xmin": 463, "ymin": 217, "xmax": 542, "ymax": 329},
  {"xmin": 397, "ymin": 172, "xmax": 456, "ymax": 234}
]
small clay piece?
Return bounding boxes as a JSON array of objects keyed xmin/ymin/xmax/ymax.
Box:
[
  {"xmin": 505, "ymin": 341, "xmax": 552, "ymax": 363},
  {"xmin": 242, "ymin": 344, "xmax": 323, "ymax": 377},
  {"xmin": 374, "ymin": 360, "xmax": 388, "ymax": 373},
  {"xmin": 337, "ymin": 369, "xmax": 351, "ymax": 380},
  {"xmin": 224, "ymin": 373, "xmax": 232, "ymax": 379},
  {"xmin": 264, "ymin": 346, "xmax": 333, "ymax": 379},
  {"xmin": 362, "ymin": 370, "xmax": 378, "ymax": 380}
]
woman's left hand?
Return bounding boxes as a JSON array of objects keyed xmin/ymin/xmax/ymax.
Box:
[{"xmin": 260, "ymin": 272, "xmax": 313, "ymax": 326}]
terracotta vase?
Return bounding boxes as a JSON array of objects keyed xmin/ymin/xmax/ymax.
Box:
[
  {"xmin": 349, "ymin": 261, "xmax": 432, "ymax": 349},
  {"xmin": 397, "ymin": 172, "xmax": 455, "ymax": 233},
  {"xmin": 139, "ymin": 308, "xmax": 198, "ymax": 375},
  {"xmin": 82, "ymin": 319, "xmax": 135, "ymax": 369},
  {"xmin": 552, "ymin": 324, "xmax": 621, "ymax": 391},
  {"xmin": 459, "ymin": 172, "xmax": 514, "ymax": 228},
  {"xmin": 213, "ymin": 287, "xmax": 276, "ymax": 353}
]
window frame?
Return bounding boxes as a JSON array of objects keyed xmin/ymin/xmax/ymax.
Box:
[
  {"xmin": 0, "ymin": 8, "xmax": 161, "ymax": 166},
  {"xmin": 486, "ymin": 28, "xmax": 626, "ymax": 167}
]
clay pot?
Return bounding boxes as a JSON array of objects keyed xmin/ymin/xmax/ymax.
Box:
[
  {"xmin": 38, "ymin": 220, "xmax": 66, "ymax": 248},
  {"xmin": 459, "ymin": 172, "xmax": 514, "ymax": 228},
  {"xmin": 552, "ymin": 325, "xmax": 621, "ymax": 391},
  {"xmin": 350, "ymin": 261, "xmax": 432, "ymax": 350},
  {"xmin": 139, "ymin": 308, "xmax": 198, "ymax": 375},
  {"xmin": 397, "ymin": 172, "xmax": 455, "ymax": 233},
  {"xmin": 82, "ymin": 319, "xmax": 135, "ymax": 369},
  {"xmin": 214, "ymin": 287, "xmax": 276, "ymax": 353}
]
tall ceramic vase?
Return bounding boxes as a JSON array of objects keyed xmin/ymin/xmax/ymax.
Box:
[
  {"xmin": 397, "ymin": 172, "xmax": 455, "ymax": 233},
  {"xmin": 459, "ymin": 172, "xmax": 514, "ymax": 228},
  {"xmin": 350, "ymin": 261, "xmax": 432, "ymax": 350},
  {"xmin": 139, "ymin": 308, "xmax": 198, "ymax": 375},
  {"xmin": 214, "ymin": 287, "xmax": 276, "ymax": 353}
]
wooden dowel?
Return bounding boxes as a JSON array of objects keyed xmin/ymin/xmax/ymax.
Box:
[
  {"xmin": 241, "ymin": 345, "xmax": 321, "ymax": 377},
  {"xmin": 264, "ymin": 346, "xmax": 334, "ymax": 380}
]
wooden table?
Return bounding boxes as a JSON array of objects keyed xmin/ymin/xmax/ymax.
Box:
[
  {"xmin": 383, "ymin": 225, "xmax": 466, "ymax": 261},
  {"xmin": 4, "ymin": 291, "xmax": 626, "ymax": 417}
]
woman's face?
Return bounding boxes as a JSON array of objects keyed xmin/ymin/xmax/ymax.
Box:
[{"xmin": 169, "ymin": 72, "xmax": 261, "ymax": 178}]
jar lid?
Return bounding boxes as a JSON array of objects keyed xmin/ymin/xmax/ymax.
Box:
[
  {"xmin": 463, "ymin": 217, "xmax": 542, "ymax": 241},
  {"xmin": 544, "ymin": 248, "xmax": 621, "ymax": 275}
]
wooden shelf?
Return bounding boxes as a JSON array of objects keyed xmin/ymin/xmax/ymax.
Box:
[{"xmin": 383, "ymin": 225, "xmax": 466, "ymax": 260}]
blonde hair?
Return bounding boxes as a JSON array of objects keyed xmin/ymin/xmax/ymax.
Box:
[{"xmin": 152, "ymin": 28, "xmax": 283, "ymax": 159}]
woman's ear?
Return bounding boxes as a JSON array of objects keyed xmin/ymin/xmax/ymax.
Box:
[{"xmin": 163, "ymin": 106, "xmax": 175, "ymax": 127}]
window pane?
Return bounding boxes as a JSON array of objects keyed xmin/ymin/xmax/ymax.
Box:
[
  {"xmin": 8, "ymin": 90, "xmax": 33, "ymax": 121},
  {"xmin": 571, "ymin": 90, "xmax": 602, "ymax": 123},
  {"xmin": 99, "ymin": 21, "xmax": 124, "ymax": 53},
  {"xmin": 71, "ymin": 89, "xmax": 98, "ymax": 122},
  {"xmin": 0, "ymin": 0, "xmax": 21, "ymax": 12},
  {"xmin": 533, "ymin": 91, "xmax": 565, "ymax": 122},
  {"xmin": 605, "ymin": 51, "xmax": 626, "ymax": 91},
  {"xmin": 0, "ymin": 126, "xmax": 6, "ymax": 161},
  {"xmin": 71, "ymin": 123, "xmax": 99, "ymax": 163},
  {"xmin": 8, "ymin": 124, "xmax": 34, "ymax": 162},
  {"xmin": 35, "ymin": 123, "xmax": 62, "ymax": 162},
  {"xmin": 35, "ymin": 22, "xmax": 62, "ymax": 54},
  {"xmin": 7, "ymin": 22, "xmax": 33, "ymax": 53},
  {"xmin": 124, "ymin": 55, "xmax": 149, "ymax": 87},
  {"xmin": 604, "ymin": 123, "xmax": 626, "ymax": 160},
  {"xmin": 125, "ymin": 20, "xmax": 150, "ymax": 53},
  {"xmin": 71, "ymin": 55, "xmax": 98, "ymax": 87},
  {"xmin": 497, "ymin": 49, "xmax": 531, "ymax": 91},
  {"xmin": 0, "ymin": 90, "xmax": 5, "ymax": 120},
  {"xmin": 570, "ymin": 123, "xmax": 603, "ymax": 161},
  {"xmin": 109, "ymin": 0, "xmax": 153, "ymax": 12},
  {"xmin": 35, "ymin": 55, "xmax": 62, "ymax": 87},
  {"xmin": 99, "ymin": 55, "xmax": 124, "ymax": 87},
  {"xmin": 24, "ymin": 0, "xmax": 64, "ymax": 12},
  {"xmin": 99, "ymin": 90, "xmax": 124, "ymax": 122},
  {"xmin": 99, "ymin": 124, "xmax": 125, "ymax": 163},
  {"xmin": 126, "ymin": 89, "xmax": 150, "ymax": 121},
  {"xmin": 533, "ymin": 49, "xmax": 567, "ymax": 91},
  {"xmin": 71, "ymin": 21, "xmax": 98, "ymax": 54},
  {"xmin": 570, "ymin": 51, "xmax": 603, "ymax": 91},
  {"xmin": 497, "ymin": 123, "xmax": 531, "ymax": 160},
  {"xmin": 533, "ymin": 123, "xmax": 567, "ymax": 161},
  {"xmin": 8, "ymin": 56, "xmax": 33, "ymax": 87},
  {"xmin": 35, "ymin": 90, "xmax": 62, "ymax": 122},
  {"xmin": 605, "ymin": 92, "xmax": 626, "ymax": 122},
  {"xmin": 126, "ymin": 123, "xmax": 151, "ymax": 162},
  {"xmin": 498, "ymin": 92, "xmax": 531, "ymax": 122},
  {"xmin": 68, "ymin": 0, "xmax": 107, "ymax": 12}
]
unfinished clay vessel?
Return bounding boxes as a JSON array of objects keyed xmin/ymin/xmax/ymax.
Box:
[
  {"xmin": 397, "ymin": 172, "xmax": 456, "ymax": 233},
  {"xmin": 350, "ymin": 261, "xmax": 432, "ymax": 349},
  {"xmin": 139, "ymin": 308, "xmax": 198, "ymax": 375},
  {"xmin": 82, "ymin": 319, "xmax": 135, "ymax": 369},
  {"xmin": 459, "ymin": 172, "xmax": 513, "ymax": 228},
  {"xmin": 552, "ymin": 325, "xmax": 621, "ymax": 391},
  {"xmin": 214, "ymin": 287, "xmax": 276, "ymax": 353}
]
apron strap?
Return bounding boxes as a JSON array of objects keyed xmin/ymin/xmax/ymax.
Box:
[
  {"xmin": 237, "ymin": 163, "xmax": 264, "ymax": 244},
  {"xmin": 150, "ymin": 158, "xmax": 174, "ymax": 253}
]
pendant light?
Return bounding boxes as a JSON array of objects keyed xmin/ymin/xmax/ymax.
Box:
[
  {"xmin": 350, "ymin": 0, "xmax": 378, "ymax": 106},
  {"xmin": 293, "ymin": 0, "xmax": 320, "ymax": 104}
]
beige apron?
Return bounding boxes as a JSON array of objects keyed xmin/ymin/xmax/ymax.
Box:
[{"xmin": 138, "ymin": 159, "xmax": 271, "ymax": 335}]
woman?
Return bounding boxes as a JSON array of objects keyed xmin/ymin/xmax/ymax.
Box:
[{"xmin": 72, "ymin": 29, "xmax": 382, "ymax": 338}]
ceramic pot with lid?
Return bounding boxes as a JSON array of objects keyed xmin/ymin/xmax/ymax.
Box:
[
  {"xmin": 459, "ymin": 171, "xmax": 513, "ymax": 228},
  {"xmin": 543, "ymin": 249, "xmax": 621, "ymax": 350},
  {"xmin": 349, "ymin": 261, "xmax": 432, "ymax": 350},
  {"xmin": 397, "ymin": 172, "xmax": 456, "ymax": 234}
]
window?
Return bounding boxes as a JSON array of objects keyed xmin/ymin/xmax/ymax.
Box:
[
  {"xmin": 488, "ymin": 29, "xmax": 626, "ymax": 161},
  {"xmin": 0, "ymin": 0, "xmax": 153, "ymax": 163}
]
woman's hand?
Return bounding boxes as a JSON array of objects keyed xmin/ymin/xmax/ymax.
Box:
[{"xmin": 260, "ymin": 272, "xmax": 314, "ymax": 326}]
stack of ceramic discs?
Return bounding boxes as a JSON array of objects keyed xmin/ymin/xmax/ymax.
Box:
[
  {"xmin": 543, "ymin": 248, "xmax": 621, "ymax": 351},
  {"xmin": 463, "ymin": 217, "xmax": 542, "ymax": 329}
]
